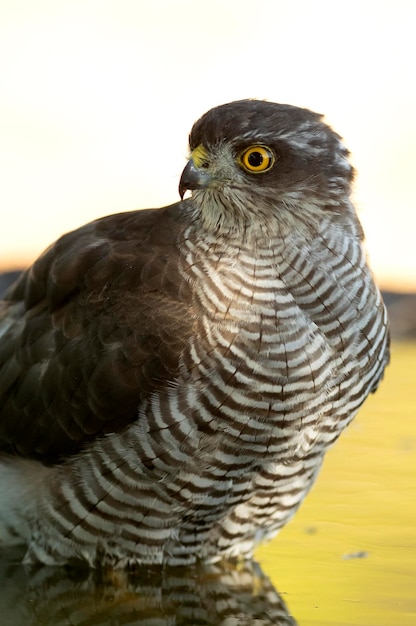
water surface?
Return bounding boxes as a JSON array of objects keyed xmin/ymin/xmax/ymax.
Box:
[
  {"xmin": 0, "ymin": 342, "xmax": 414, "ymax": 625},
  {"xmin": 257, "ymin": 342, "xmax": 416, "ymax": 625}
]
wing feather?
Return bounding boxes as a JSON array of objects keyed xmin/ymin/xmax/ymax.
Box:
[{"xmin": 0, "ymin": 204, "xmax": 193, "ymax": 463}]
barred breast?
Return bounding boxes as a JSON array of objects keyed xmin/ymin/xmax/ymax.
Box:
[{"xmin": 23, "ymin": 215, "xmax": 388, "ymax": 567}]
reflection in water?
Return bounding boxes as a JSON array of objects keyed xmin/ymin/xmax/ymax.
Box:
[{"xmin": 0, "ymin": 549, "xmax": 297, "ymax": 626}]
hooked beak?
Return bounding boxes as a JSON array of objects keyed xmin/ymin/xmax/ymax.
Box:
[{"xmin": 179, "ymin": 159, "xmax": 213, "ymax": 200}]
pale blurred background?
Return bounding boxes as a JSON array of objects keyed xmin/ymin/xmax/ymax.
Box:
[{"xmin": 0, "ymin": 0, "xmax": 415, "ymax": 292}]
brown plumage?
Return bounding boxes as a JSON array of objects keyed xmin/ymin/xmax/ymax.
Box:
[
  {"xmin": 0, "ymin": 207, "xmax": 193, "ymax": 462},
  {"xmin": 0, "ymin": 100, "xmax": 389, "ymax": 567}
]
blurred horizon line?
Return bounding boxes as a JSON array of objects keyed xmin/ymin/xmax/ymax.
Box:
[{"xmin": 0, "ymin": 256, "xmax": 415, "ymax": 295}]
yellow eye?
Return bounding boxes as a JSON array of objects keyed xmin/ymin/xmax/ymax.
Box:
[{"xmin": 239, "ymin": 145, "xmax": 275, "ymax": 173}]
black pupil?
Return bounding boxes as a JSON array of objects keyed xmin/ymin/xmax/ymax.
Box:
[{"xmin": 248, "ymin": 151, "xmax": 263, "ymax": 167}]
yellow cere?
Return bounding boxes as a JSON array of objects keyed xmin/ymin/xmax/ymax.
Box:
[{"xmin": 191, "ymin": 144, "xmax": 209, "ymax": 168}]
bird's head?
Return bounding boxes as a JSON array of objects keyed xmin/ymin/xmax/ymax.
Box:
[{"xmin": 179, "ymin": 100, "xmax": 355, "ymax": 238}]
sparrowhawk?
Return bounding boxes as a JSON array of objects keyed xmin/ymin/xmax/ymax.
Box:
[{"xmin": 0, "ymin": 100, "xmax": 389, "ymax": 568}]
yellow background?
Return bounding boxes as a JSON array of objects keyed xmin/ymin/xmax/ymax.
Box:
[{"xmin": 257, "ymin": 342, "xmax": 416, "ymax": 625}]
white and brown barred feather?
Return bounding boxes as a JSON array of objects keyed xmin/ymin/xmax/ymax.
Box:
[{"xmin": 0, "ymin": 100, "xmax": 389, "ymax": 567}]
